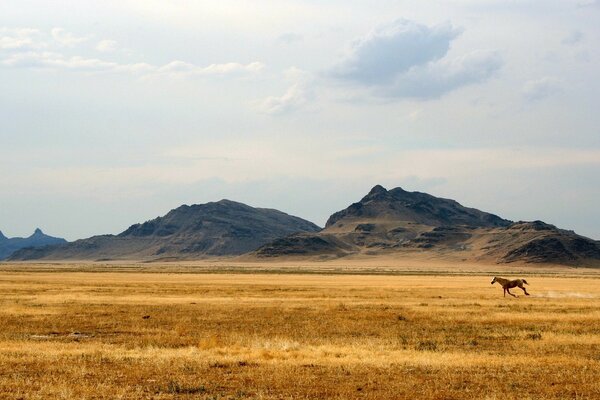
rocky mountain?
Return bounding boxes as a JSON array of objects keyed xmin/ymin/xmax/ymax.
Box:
[
  {"xmin": 255, "ymin": 185, "xmax": 600, "ymax": 266},
  {"xmin": 9, "ymin": 200, "xmax": 320, "ymax": 261},
  {"xmin": 0, "ymin": 229, "xmax": 67, "ymax": 260},
  {"xmin": 325, "ymin": 185, "xmax": 510, "ymax": 229}
]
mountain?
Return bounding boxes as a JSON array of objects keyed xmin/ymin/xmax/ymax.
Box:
[
  {"xmin": 9, "ymin": 200, "xmax": 320, "ymax": 261},
  {"xmin": 255, "ymin": 185, "xmax": 600, "ymax": 266},
  {"xmin": 325, "ymin": 184, "xmax": 510, "ymax": 229},
  {"xmin": 0, "ymin": 229, "xmax": 67, "ymax": 260}
]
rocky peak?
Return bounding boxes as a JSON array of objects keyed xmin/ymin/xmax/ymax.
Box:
[
  {"xmin": 361, "ymin": 185, "xmax": 395, "ymax": 203},
  {"xmin": 0, "ymin": 228, "xmax": 67, "ymax": 260},
  {"xmin": 368, "ymin": 184, "xmax": 387, "ymax": 196},
  {"xmin": 31, "ymin": 228, "xmax": 44, "ymax": 237}
]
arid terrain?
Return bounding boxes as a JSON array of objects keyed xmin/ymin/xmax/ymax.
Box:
[{"xmin": 1, "ymin": 261, "xmax": 599, "ymax": 399}]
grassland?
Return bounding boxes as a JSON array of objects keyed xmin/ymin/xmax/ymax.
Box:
[{"xmin": 0, "ymin": 264, "xmax": 599, "ymax": 399}]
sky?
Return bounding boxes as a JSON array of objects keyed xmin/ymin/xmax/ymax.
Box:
[{"xmin": 1, "ymin": 0, "xmax": 599, "ymax": 241}]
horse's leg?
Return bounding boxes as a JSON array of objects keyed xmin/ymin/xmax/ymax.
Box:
[
  {"xmin": 506, "ymin": 288, "xmax": 517, "ymax": 298},
  {"xmin": 520, "ymin": 285, "xmax": 530, "ymax": 296},
  {"xmin": 503, "ymin": 288, "xmax": 506, "ymax": 297}
]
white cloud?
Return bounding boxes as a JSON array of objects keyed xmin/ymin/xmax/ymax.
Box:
[
  {"xmin": 1, "ymin": 52, "xmax": 155, "ymax": 75},
  {"xmin": 147, "ymin": 60, "xmax": 264, "ymax": 79},
  {"xmin": 522, "ymin": 77, "xmax": 563, "ymax": 102},
  {"xmin": 329, "ymin": 19, "xmax": 502, "ymax": 100},
  {"xmin": 0, "ymin": 36, "xmax": 34, "ymax": 50},
  {"xmin": 256, "ymin": 67, "xmax": 314, "ymax": 114},
  {"xmin": 96, "ymin": 39, "xmax": 117, "ymax": 52},
  {"xmin": 1, "ymin": 46, "xmax": 264, "ymax": 79},
  {"xmin": 198, "ymin": 61, "xmax": 264, "ymax": 75},
  {"xmin": 258, "ymin": 83, "xmax": 313, "ymax": 115},
  {"xmin": 1, "ymin": 28, "xmax": 223, "ymax": 77},
  {"xmin": 51, "ymin": 28, "xmax": 88, "ymax": 47},
  {"xmin": 1, "ymin": 51, "xmax": 119, "ymax": 71},
  {"xmin": 0, "ymin": 28, "xmax": 43, "ymax": 50}
]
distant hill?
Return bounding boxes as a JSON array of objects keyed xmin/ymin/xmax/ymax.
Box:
[
  {"xmin": 9, "ymin": 200, "xmax": 320, "ymax": 261},
  {"xmin": 0, "ymin": 229, "xmax": 67, "ymax": 260},
  {"xmin": 255, "ymin": 185, "xmax": 600, "ymax": 266}
]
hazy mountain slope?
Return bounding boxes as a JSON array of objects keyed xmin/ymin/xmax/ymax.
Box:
[
  {"xmin": 0, "ymin": 229, "xmax": 67, "ymax": 260},
  {"xmin": 9, "ymin": 200, "xmax": 320, "ymax": 261}
]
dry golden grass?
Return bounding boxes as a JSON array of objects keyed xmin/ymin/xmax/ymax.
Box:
[{"xmin": 0, "ymin": 265, "xmax": 599, "ymax": 399}]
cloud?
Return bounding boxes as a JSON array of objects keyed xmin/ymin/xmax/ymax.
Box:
[
  {"xmin": 522, "ymin": 77, "xmax": 563, "ymax": 102},
  {"xmin": 277, "ymin": 33, "xmax": 303, "ymax": 44},
  {"xmin": 0, "ymin": 36, "xmax": 34, "ymax": 51},
  {"xmin": 96, "ymin": 39, "xmax": 118, "ymax": 52},
  {"xmin": 147, "ymin": 60, "xmax": 264, "ymax": 79},
  {"xmin": 258, "ymin": 83, "xmax": 313, "ymax": 115},
  {"xmin": 1, "ymin": 51, "xmax": 120, "ymax": 71},
  {"xmin": 331, "ymin": 19, "xmax": 462, "ymax": 85},
  {"xmin": 256, "ymin": 67, "xmax": 314, "ymax": 115},
  {"xmin": 1, "ymin": 51, "xmax": 156, "ymax": 74},
  {"xmin": 0, "ymin": 28, "xmax": 43, "ymax": 50},
  {"xmin": 562, "ymin": 30, "xmax": 583, "ymax": 46},
  {"xmin": 382, "ymin": 50, "xmax": 502, "ymax": 100},
  {"xmin": 0, "ymin": 29, "xmax": 264, "ymax": 79},
  {"xmin": 329, "ymin": 19, "xmax": 502, "ymax": 100},
  {"xmin": 51, "ymin": 28, "xmax": 87, "ymax": 47},
  {"xmin": 1, "ymin": 51, "xmax": 264, "ymax": 77}
]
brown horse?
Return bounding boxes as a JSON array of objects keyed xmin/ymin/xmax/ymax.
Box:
[{"xmin": 491, "ymin": 277, "xmax": 530, "ymax": 297}]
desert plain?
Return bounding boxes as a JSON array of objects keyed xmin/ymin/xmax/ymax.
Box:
[{"xmin": 0, "ymin": 260, "xmax": 599, "ymax": 399}]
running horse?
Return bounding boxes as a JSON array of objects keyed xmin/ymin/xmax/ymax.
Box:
[{"xmin": 491, "ymin": 277, "xmax": 530, "ymax": 297}]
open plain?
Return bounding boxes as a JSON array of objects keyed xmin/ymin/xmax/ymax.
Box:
[{"xmin": 1, "ymin": 262, "xmax": 599, "ymax": 399}]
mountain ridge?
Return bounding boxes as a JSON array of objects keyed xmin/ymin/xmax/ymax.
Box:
[
  {"xmin": 9, "ymin": 199, "xmax": 320, "ymax": 261},
  {"xmin": 0, "ymin": 229, "xmax": 67, "ymax": 260},
  {"xmin": 7, "ymin": 186, "xmax": 600, "ymax": 266}
]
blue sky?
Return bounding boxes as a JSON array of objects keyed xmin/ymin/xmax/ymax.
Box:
[{"xmin": 1, "ymin": 0, "xmax": 599, "ymax": 240}]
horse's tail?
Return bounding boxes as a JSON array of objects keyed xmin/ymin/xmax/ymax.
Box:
[{"xmin": 522, "ymin": 279, "xmax": 529, "ymax": 285}]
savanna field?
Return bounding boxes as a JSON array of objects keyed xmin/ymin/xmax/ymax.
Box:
[{"xmin": 1, "ymin": 264, "xmax": 600, "ymax": 399}]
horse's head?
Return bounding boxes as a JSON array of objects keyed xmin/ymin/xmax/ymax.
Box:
[{"xmin": 491, "ymin": 277, "xmax": 497, "ymax": 285}]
